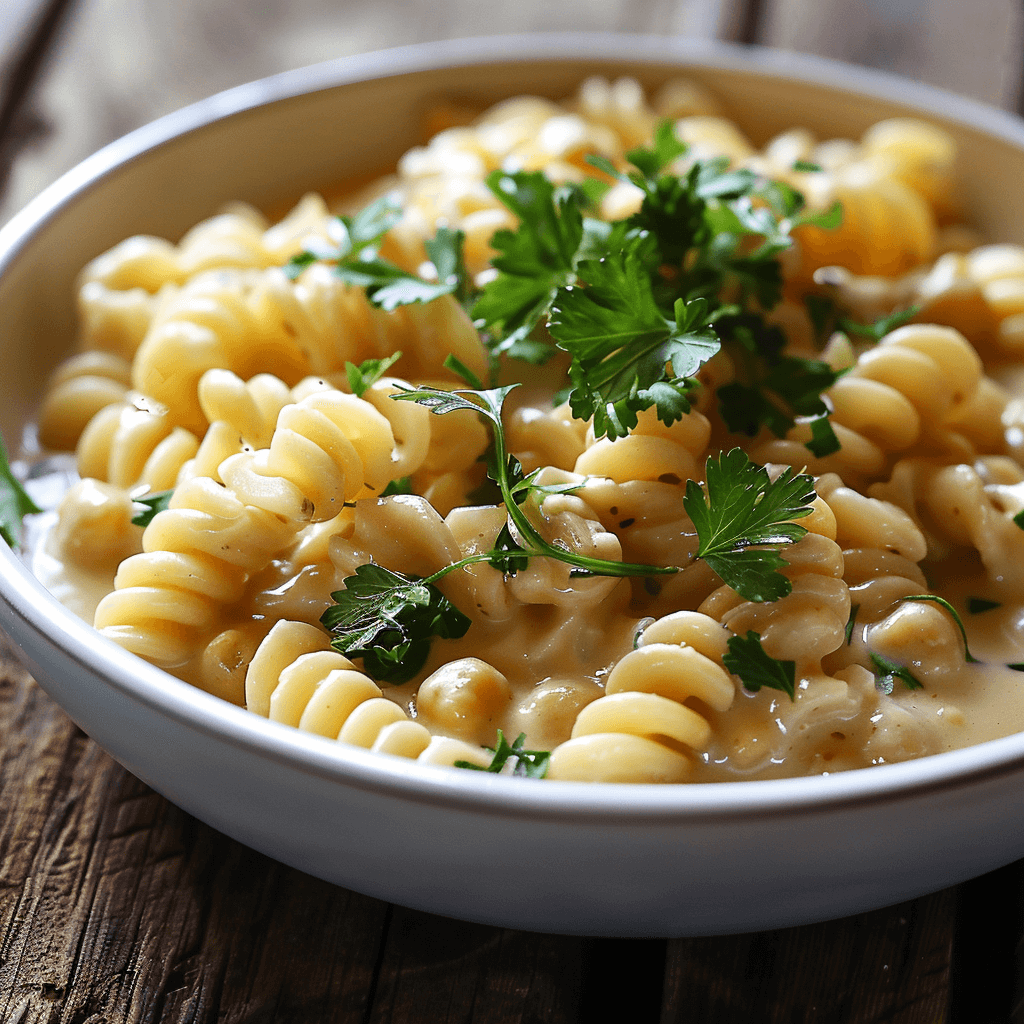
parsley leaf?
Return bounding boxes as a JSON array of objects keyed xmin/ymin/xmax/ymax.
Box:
[
  {"xmin": 131, "ymin": 489, "xmax": 173, "ymax": 528},
  {"xmin": 472, "ymin": 171, "xmax": 589, "ymax": 361},
  {"xmin": 345, "ymin": 352, "xmax": 403, "ymax": 397},
  {"xmin": 549, "ymin": 239, "xmax": 719, "ymax": 439},
  {"xmin": 320, "ymin": 564, "xmax": 471, "ymax": 684},
  {"xmin": 0, "ymin": 434, "xmax": 41, "ymax": 549},
  {"xmin": 683, "ymin": 449, "xmax": 815, "ymax": 602},
  {"xmin": 870, "ymin": 652, "xmax": 923, "ymax": 694},
  {"xmin": 723, "ymin": 630, "xmax": 796, "ymax": 700},
  {"xmin": 285, "ymin": 199, "xmax": 464, "ymax": 311},
  {"xmin": 967, "ymin": 597, "xmax": 1001, "ymax": 614},
  {"xmin": 455, "ymin": 730, "xmax": 551, "ymax": 778}
]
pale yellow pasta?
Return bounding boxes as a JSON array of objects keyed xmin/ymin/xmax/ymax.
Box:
[
  {"xmin": 29, "ymin": 75, "xmax": 1024, "ymax": 785},
  {"xmin": 751, "ymin": 323, "xmax": 1002, "ymax": 488},
  {"xmin": 37, "ymin": 350, "xmax": 132, "ymax": 451},
  {"xmin": 547, "ymin": 611, "xmax": 735, "ymax": 783}
]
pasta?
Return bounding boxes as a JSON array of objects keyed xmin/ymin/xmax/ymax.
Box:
[{"xmin": 24, "ymin": 75, "xmax": 1024, "ymax": 785}]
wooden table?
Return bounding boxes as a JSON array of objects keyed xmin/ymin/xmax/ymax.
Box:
[{"xmin": 1, "ymin": 1, "xmax": 1023, "ymax": 1020}]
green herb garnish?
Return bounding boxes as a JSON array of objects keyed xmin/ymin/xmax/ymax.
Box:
[
  {"xmin": 455, "ymin": 730, "xmax": 551, "ymax": 778},
  {"xmin": 683, "ymin": 449, "xmax": 816, "ymax": 602},
  {"xmin": 967, "ymin": 597, "xmax": 1001, "ymax": 614},
  {"xmin": 286, "ymin": 198, "xmax": 468, "ymax": 311},
  {"xmin": 723, "ymin": 630, "xmax": 796, "ymax": 700},
  {"xmin": 845, "ymin": 604, "xmax": 860, "ymax": 645},
  {"xmin": 898, "ymin": 594, "xmax": 978, "ymax": 663},
  {"xmin": 130, "ymin": 489, "xmax": 173, "ymax": 528},
  {"xmin": 320, "ymin": 563, "xmax": 471, "ymax": 684},
  {"xmin": 870, "ymin": 652, "xmax": 923, "ymax": 694},
  {"xmin": 0, "ymin": 434, "xmax": 41, "ymax": 549},
  {"xmin": 345, "ymin": 352, "xmax": 403, "ymax": 398}
]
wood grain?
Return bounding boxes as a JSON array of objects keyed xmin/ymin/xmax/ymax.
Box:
[{"xmin": 661, "ymin": 892, "xmax": 956, "ymax": 1023}]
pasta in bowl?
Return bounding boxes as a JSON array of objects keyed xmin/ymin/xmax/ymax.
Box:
[{"xmin": 3, "ymin": 35, "xmax": 1024, "ymax": 934}]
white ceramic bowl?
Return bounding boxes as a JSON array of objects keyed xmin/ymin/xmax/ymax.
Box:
[{"xmin": 3, "ymin": 34, "xmax": 1024, "ymax": 938}]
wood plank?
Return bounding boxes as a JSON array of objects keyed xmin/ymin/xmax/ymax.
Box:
[
  {"xmin": 659, "ymin": 891, "xmax": 955, "ymax": 1023},
  {"xmin": 0, "ymin": 638, "xmax": 391, "ymax": 1024},
  {"xmin": 757, "ymin": 0, "xmax": 1023, "ymax": 109},
  {"xmin": 366, "ymin": 906, "xmax": 590, "ymax": 1024}
]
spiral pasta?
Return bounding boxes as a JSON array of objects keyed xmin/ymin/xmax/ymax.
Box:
[
  {"xmin": 28, "ymin": 75, "xmax": 1024, "ymax": 786},
  {"xmin": 546, "ymin": 611, "xmax": 735, "ymax": 782},
  {"xmin": 750, "ymin": 323, "xmax": 1002, "ymax": 488},
  {"xmin": 246, "ymin": 621, "xmax": 495, "ymax": 765}
]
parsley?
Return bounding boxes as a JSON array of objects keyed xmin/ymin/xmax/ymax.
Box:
[
  {"xmin": 472, "ymin": 171, "xmax": 591, "ymax": 362},
  {"xmin": 723, "ymin": 630, "xmax": 796, "ymax": 700},
  {"xmin": 870, "ymin": 652, "xmax": 923, "ymax": 694},
  {"xmin": 793, "ymin": 159, "xmax": 823, "ymax": 173},
  {"xmin": 1014, "ymin": 509, "xmax": 1024, "ymax": 531},
  {"xmin": 806, "ymin": 294, "xmax": 920, "ymax": 348},
  {"xmin": 285, "ymin": 198, "xmax": 468, "ymax": 311},
  {"xmin": 845, "ymin": 604, "xmax": 860, "ymax": 645},
  {"xmin": 345, "ymin": 352, "xmax": 403, "ymax": 398},
  {"xmin": 392, "ymin": 382, "xmax": 677, "ymax": 580},
  {"xmin": 474, "ymin": 130, "xmax": 843, "ymax": 443},
  {"xmin": 455, "ymin": 730, "xmax": 551, "ymax": 778},
  {"xmin": 549, "ymin": 240, "xmax": 720, "ymax": 439},
  {"xmin": 320, "ymin": 563, "xmax": 471, "ymax": 684},
  {"xmin": 379, "ymin": 477, "xmax": 413, "ymax": 497},
  {"xmin": 131, "ymin": 489, "xmax": 174, "ymax": 528},
  {"xmin": 683, "ymin": 449, "xmax": 815, "ymax": 602},
  {"xmin": 0, "ymin": 434, "xmax": 40, "ymax": 549},
  {"xmin": 967, "ymin": 597, "xmax": 1001, "ymax": 614}
]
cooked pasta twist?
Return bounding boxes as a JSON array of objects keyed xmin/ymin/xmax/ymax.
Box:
[
  {"xmin": 79, "ymin": 194, "xmax": 332, "ymax": 294},
  {"xmin": 246, "ymin": 621, "xmax": 494, "ymax": 766},
  {"xmin": 751, "ymin": 324, "xmax": 1001, "ymax": 488},
  {"xmin": 94, "ymin": 475, "xmax": 298, "ymax": 667},
  {"xmin": 868, "ymin": 456, "xmax": 1024, "ymax": 594},
  {"xmin": 546, "ymin": 611, "xmax": 736, "ymax": 782},
  {"xmin": 817, "ymin": 244, "xmax": 1024, "ymax": 357},
  {"xmin": 574, "ymin": 406, "xmax": 712, "ymax": 485},
  {"xmin": 76, "ymin": 393, "xmax": 200, "ymax": 493},
  {"xmin": 216, "ymin": 386, "xmax": 401, "ymax": 523},
  {"xmin": 37, "ymin": 351, "xmax": 133, "ymax": 452},
  {"xmin": 699, "ymin": 494, "xmax": 851, "ymax": 673}
]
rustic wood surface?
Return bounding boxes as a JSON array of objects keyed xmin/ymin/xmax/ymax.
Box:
[{"xmin": 1, "ymin": 1, "xmax": 1023, "ymax": 1021}]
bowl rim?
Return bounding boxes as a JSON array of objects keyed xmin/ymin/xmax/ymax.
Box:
[{"xmin": 4, "ymin": 31, "xmax": 1024, "ymax": 826}]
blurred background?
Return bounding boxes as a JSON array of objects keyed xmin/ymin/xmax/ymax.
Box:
[{"xmin": 0, "ymin": 0, "xmax": 1022, "ymax": 226}]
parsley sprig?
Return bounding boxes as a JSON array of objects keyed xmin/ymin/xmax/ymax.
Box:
[
  {"xmin": 285, "ymin": 197, "xmax": 470, "ymax": 311},
  {"xmin": 683, "ymin": 449, "xmax": 816, "ymax": 602},
  {"xmin": 455, "ymin": 730, "xmax": 551, "ymax": 778},
  {"xmin": 320, "ymin": 563, "xmax": 471, "ymax": 684},
  {"xmin": 723, "ymin": 631, "xmax": 796, "ymax": 701},
  {"xmin": 472, "ymin": 123, "xmax": 844, "ymax": 447},
  {"xmin": 0, "ymin": 434, "xmax": 41, "ymax": 549},
  {"xmin": 391, "ymin": 382, "xmax": 677, "ymax": 580}
]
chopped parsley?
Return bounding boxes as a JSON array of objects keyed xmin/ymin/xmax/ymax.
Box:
[
  {"xmin": 0, "ymin": 434, "xmax": 40, "ymax": 549},
  {"xmin": 683, "ymin": 449, "xmax": 816, "ymax": 602},
  {"xmin": 345, "ymin": 352, "xmax": 403, "ymax": 397},
  {"xmin": 870, "ymin": 652, "xmax": 923, "ymax": 694},
  {"xmin": 320, "ymin": 563, "xmax": 471, "ymax": 685},
  {"xmin": 455, "ymin": 730, "xmax": 551, "ymax": 778},
  {"xmin": 723, "ymin": 630, "xmax": 796, "ymax": 701},
  {"xmin": 130, "ymin": 489, "xmax": 174, "ymax": 528},
  {"xmin": 285, "ymin": 197, "xmax": 469, "ymax": 311}
]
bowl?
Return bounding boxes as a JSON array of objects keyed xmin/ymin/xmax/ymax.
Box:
[{"xmin": 3, "ymin": 33, "xmax": 1024, "ymax": 938}]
